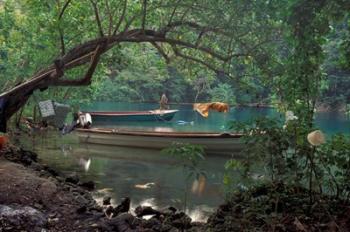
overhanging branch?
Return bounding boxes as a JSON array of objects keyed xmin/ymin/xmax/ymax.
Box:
[{"xmin": 53, "ymin": 45, "xmax": 104, "ymax": 86}]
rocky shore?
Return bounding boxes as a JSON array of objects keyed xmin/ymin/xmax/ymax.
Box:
[
  {"xmin": 2, "ymin": 145, "xmax": 350, "ymax": 232},
  {"xmin": 0, "ymin": 146, "xmax": 205, "ymax": 231}
]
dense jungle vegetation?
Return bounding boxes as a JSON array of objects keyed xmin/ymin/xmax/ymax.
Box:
[{"xmin": 0, "ymin": 0, "xmax": 349, "ymax": 111}]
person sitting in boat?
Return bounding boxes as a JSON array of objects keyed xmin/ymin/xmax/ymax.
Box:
[
  {"xmin": 61, "ymin": 112, "xmax": 92, "ymax": 134},
  {"xmin": 160, "ymin": 93, "xmax": 169, "ymax": 110},
  {"xmin": 78, "ymin": 112, "xmax": 92, "ymax": 128}
]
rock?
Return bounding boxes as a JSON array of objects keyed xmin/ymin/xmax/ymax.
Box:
[
  {"xmin": 47, "ymin": 176, "xmax": 56, "ymax": 182},
  {"xmin": 33, "ymin": 203, "xmax": 43, "ymax": 210},
  {"xmin": 135, "ymin": 206, "xmax": 161, "ymax": 218},
  {"xmin": 65, "ymin": 173, "xmax": 79, "ymax": 184},
  {"xmin": 108, "ymin": 213, "xmax": 138, "ymax": 231},
  {"xmin": 141, "ymin": 217, "xmax": 161, "ymax": 228},
  {"xmin": 39, "ymin": 170, "xmax": 50, "ymax": 178},
  {"xmin": 48, "ymin": 212, "xmax": 58, "ymax": 218},
  {"xmin": 89, "ymin": 212, "xmax": 105, "ymax": 220},
  {"xmin": 90, "ymin": 220, "xmax": 114, "ymax": 231},
  {"xmin": 21, "ymin": 149, "xmax": 38, "ymax": 162},
  {"xmin": 89, "ymin": 223, "xmax": 100, "ymax": 229},
  {"xmin": 79, "ymin": 180, "xmax": 95, "ymax": 191},
  {"xmin": 153, "ymin": 223, "xmax": 173, "ymax": 231},
  {"xmin": 44, "ymin": 166, "xmax": 59, "ymax": 176},
  {"xmin": 20, "ymin": 155, "xmax": 33, "ymax": 165},
  {"xmin": 105, "ymin": 205, "xmax": 114, "ymax": 218},
  {"xmin": 167, "ymin": 206, "xmax": 177, "ymax": 214},
  {"xmin": 160, "ymin": 206, "xmax": 177, "ymax": 216},
  {"xmin": 171, "ymin": 212, "xmax": 192, "ymax": 229},
  {"xmin": 76, "ymin": 205, "xmax": 87, "ymax": 214},
  {"xmin": 48, "ymin": 217, "xmax": 59, "ymax": 224},
  {"xmin": 38, "ymin": 181, "xmax": 57, "ymax": 197},
  {"xmin": 56, "ymin": 176, "xmax": 64, "ymax": 182},
  {"xmin": 16, "ymin": 149, "xmax": 38, "ymax": 166},
  {"xmin": 0, "ymin": 204, "xmax": 47, "ymax": 231},
  {"xmin": 75, "ymin": 195, "xmax": 89, "ymax": 205},
  {"xmin": 114, "ymin": 197, "xmax": 130, "ymax": 216},
  {"xmin": 90, "ymin": 205, "xmax": 104, "ymax": 213},
  {"xmin": 29, "ymin": 162, "xmax": 42, "ymax": 171},
  {"xmin": 168, "ymin": 228, "xmax": 179, "ymax": 232},
  {"xmin": 191, "ymin": 221, "xmax": 205, "ymax": 228},
  {"xmin": 103, "ymin": 196, "xmax": 111, "ymax": 205}
]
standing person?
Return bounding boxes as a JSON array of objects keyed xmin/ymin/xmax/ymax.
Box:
[{"xmin": 160, "ymin": 93, "xmax": 169, "ymax": 110}]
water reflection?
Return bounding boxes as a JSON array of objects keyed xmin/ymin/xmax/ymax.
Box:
[
  {"xmin": 134, "ymin": 182, "xmax": 156, "ymax": 189},
  {"xmin": 191, "ymin": 175, "xmax": 206, "ymax": 197},
  {"xmin": 153, "ymin": 127, "xmax": 174, "ymax": 132},
  {"xmin": 15, "ymin": 132, "xmax": 230, "ymax": 220},
  {"xmin": 78, "ymin": 158, "xmax": 91, "ymax": 172}
]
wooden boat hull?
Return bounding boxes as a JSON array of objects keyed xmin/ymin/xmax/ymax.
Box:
[
  {"xmin": 75, "ymin": 128, "xmax": 243, "ymax": 155},
  {"xmin": 84, "ymin": 110, "xmax": 178, "ymax": 122}
]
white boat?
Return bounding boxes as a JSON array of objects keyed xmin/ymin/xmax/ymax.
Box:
[{"xmin": 75, "ymin": 128, "xmax": 243, "ymax": 155}]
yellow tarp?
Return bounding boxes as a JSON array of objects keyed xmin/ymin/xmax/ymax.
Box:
[{"xmin": 193, "ymin": 102, "xmax": 229, "ymax": 117}]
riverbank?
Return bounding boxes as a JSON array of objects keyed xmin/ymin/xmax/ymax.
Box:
[
  {"xmin": 0, "ymin": 145, "xmax": 205, "ymax": 231},
  {"xmin": 0, "ymin": 146, "xmax": 103, "ymax": 231},
  {"xmin": 2, "ymin": 144, "xmax": 350, "ymax": 231}
]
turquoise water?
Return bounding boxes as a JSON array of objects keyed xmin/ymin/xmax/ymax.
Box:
[{"xmin": 82, "ymin": 102, "xmax": 350, "ymax": 135}]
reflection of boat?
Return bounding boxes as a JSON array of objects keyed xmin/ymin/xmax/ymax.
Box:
[
  {"xmin": 83, "ymin": 110, "xmax": 178, "ymax": 122},
  {"xmin": 74, "ymin": 143, "xmax": 178, "ymax": 164},
  {"xmin": 75, "ymin": 128, "xmax": 243, "ymax": 155}
]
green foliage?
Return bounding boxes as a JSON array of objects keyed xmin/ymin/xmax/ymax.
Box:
[
  {"xmin": 226, "ymin": 116, "xmax": 350, "ymax": 202},
  {"xmin": 162, "ymin": 142, "xmax": 206, "ymax": 211},
  {"xmin": 209, "ymin": 83, "xmax": 236, "ymax": 105},
  {"xmin": 223, "ymin": 159, "xmax": 249, "ymax": 197},
  {"xmin": 1, "ymin": 0, "xmax": 349, "ymax": 113},
  {"xmin": 162, "ymin": 142, "xmax": 206, "ymax": 180},
  {"xmin": 230, "ymin": 117, "xmax": 303, "ymax": 184},
  {"xmin": 318, "ymin": 134, "xmax": 350, "ymax": 198}
]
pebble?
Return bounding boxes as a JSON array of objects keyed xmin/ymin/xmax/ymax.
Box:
[
  {"xmin": 103, "ymin": 196, "xmax": 111, "ymax": 205},
  {"xmin": 65, "ymin": 173, "xmax": 79, "ymax": 184}
]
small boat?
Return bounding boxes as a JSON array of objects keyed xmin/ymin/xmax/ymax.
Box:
[
  {"xmin": 75, "ymin": 128, "xmax": 243, "ymax": 155},
  {"xmin": 83, "ymin": 109, "xmax": 178, "ymax": 123}
]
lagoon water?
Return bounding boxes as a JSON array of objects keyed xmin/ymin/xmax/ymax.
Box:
[
  {"xmin": 83, "ymin": 102, "xmax": 350, "ymax": 135},
  {"xmin": 15, "ymin": 102, "xmax": 350, "ymax": 221}
]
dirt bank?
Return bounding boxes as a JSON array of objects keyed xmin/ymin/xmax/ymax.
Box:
[{"xmin": 0, "ymin": 147, "xmax": 104, "ymax": 231}]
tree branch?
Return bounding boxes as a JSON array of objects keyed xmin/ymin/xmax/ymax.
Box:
[
  {"xmin": 164, "ymin": 21, "xmax": 232, "ymax": 37},
  {"xmin": 57, "ymin": 0, "xmax": 71, "ymax": 55},
  {"xmin": 141, "ymin": 0, "xmax": 147, "ymax": 31},
  {"xmin": 151, "ymin": 42, "xmax": 170, "ymax": 64},
  {"xmin": 167, "ymin": 0, "xmax": 181, "ymax": 26},
  {"xmin": 90, "ymin": 0, "xmax": 104, "ymax": 37},
  {"xmin": 172, "ymin": 46, "xmax": 223, "ymax": 74},
  {"xmin": 105, "ymin": 0, "xmax": 114, "ymax": 36},
  {"xmin": 58, "ymin": 0, "xmax": 72, "ymax": 20},
  {"xmin": 112, "ymin": 0, "xmax": 128, "ymax": 35},
  {"xmin": 53, "ymin": 45, "xmax": 104, "ymax": 86}
]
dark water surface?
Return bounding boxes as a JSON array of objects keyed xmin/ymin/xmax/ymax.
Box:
[
  {"xmin": 16, "ymin": 132, "xmax": 232, "ymax": 221},
  {"xmin": 15, "ymin": 102, "xmax": 350, "ymax": 221}
]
